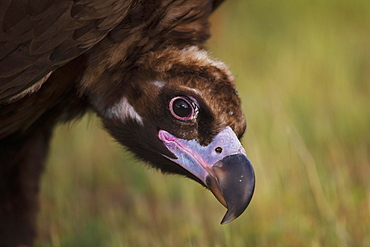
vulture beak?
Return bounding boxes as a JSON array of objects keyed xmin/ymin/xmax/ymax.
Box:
[{"xmin": 158, "ymin": 127, "xmax": 255, "ymax": 224}]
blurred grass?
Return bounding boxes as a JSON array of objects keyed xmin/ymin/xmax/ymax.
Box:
[{"xmin": 36, "ymin": 0, "xmax": 369, "ymax": 246}]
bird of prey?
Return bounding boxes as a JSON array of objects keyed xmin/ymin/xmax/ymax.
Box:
[{"xmin": 0, "ymin": 0, "xmax": 255, "ymax": 246}]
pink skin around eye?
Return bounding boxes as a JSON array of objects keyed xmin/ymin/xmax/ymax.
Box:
[{"xmin": 169, "ymin": 96, "xmax": 195, "ymax": 120}]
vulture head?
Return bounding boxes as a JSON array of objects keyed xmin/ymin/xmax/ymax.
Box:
[{"xmin": 88, "ymin": 46, "xmax": 255, "ymax": 224}]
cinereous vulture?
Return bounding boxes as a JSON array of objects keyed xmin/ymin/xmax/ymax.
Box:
[{"xmin": 0, "ymin": 1, "xmax": 255, "ymax": 246}]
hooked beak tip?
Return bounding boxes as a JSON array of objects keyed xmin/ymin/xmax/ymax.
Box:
[{"xmin": 207, "ymin": 154, "xmax": 255, "ymax": 224}]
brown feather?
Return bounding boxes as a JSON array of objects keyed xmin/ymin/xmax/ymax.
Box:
[{"xmin": 0, "ymin": 0, "xmax": 133, "ymax": 102}]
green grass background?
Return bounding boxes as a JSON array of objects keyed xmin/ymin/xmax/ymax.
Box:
[{"xmin": 36, "ymin": 0, "xmax": 369, "ymax": 246}]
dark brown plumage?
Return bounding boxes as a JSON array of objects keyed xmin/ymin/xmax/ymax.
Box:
[{"xmin": 0, "ymin": 1, "xmax": 255, "ymax": 246}]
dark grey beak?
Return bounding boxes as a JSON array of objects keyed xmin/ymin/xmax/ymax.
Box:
[{"xmin": 206, "ymin": 154, "xmax": 255, "ymax": 224}]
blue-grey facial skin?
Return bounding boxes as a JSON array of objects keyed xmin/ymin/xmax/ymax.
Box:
[{"xmin": 159, "ymin": 126, "xmax": 255, "ymax": 224}]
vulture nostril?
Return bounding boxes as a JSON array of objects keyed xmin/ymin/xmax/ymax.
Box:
[{"xmin": 215, "ymin": 147, "xmax": 223, "ymax": 154}]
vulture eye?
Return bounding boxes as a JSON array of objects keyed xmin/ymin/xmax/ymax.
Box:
[{"xmin": 169, "ymin": 96, "xmax": 197, "ymax": 120}]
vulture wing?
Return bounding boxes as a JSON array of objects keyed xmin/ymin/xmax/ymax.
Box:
[
  {"xmin": 0, "ymin": 0, "xmax": 224, "ymax": 103},
  {"xmin": 0, "ymin": 0, "xmax": 133, "ymax": 103}
]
